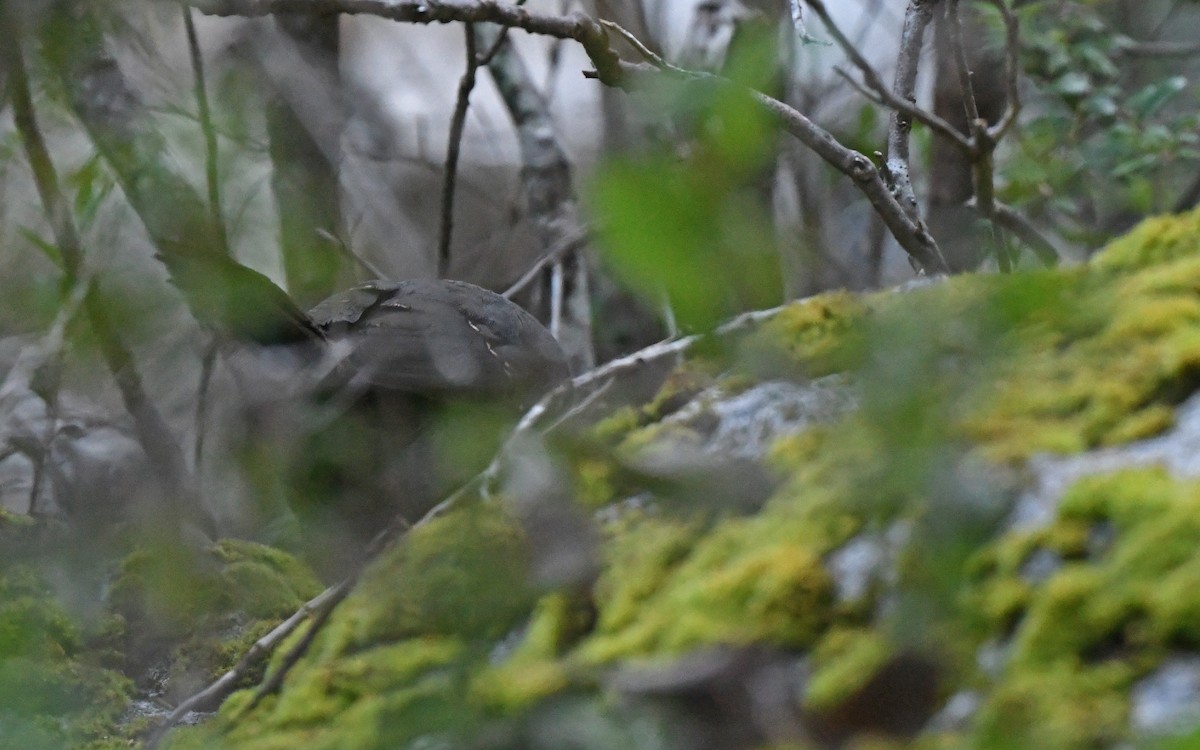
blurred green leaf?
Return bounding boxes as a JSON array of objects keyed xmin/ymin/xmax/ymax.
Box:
[
  {"xmin": 1127, "ymin": 76, "xmax": 1187, "ymax": 120},
  {"xmin": 17, "ymin": 228, "xmax": 64, "ymax": 270}
]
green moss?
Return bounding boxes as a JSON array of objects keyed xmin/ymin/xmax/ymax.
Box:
[
  {"xmin": 107, "ymin": 537, "xmax": 323, "ymax": 712},
  {"xmin": 470, "ymin": 658, "xmax": 570, "ymax": 714},
  {"xmin": 740, "ymin": 290, "xmax": 867, "ymax": 378},
  {"xmin": 0, "ymin": 567, "xmax": 131, "ymax": 749},
  {"xmin": 955, "ymin": 468, "xmax": 1200, "ymax": 748},
  {"xmin": 579, "ymin": 510, "xmax": 836, "ymax": 661},
  {"xmin": 975, "ymin": 663, "xmax": 1131, "ymax": 749},
  {"xmin": 1092, "ymin": 205, "xmax": 1200, "ymax": 272},
  {"xmin": 338, "ymin": 504, "xmax": 535, "ymax": 647},
  {"xmin": 160, "ymin": 208, "xmax": 1200, "ymax": 749},
  {"xmin": 804, "ymin": 628, "xmax": 892, "ymax": 710},
  {"xmin": 959, "ymin": 219, "xmax": 1200, "ymax": 460},
  {"xmin": 970, "ymin": 470, "xmax": 1200, "ymax": 663}
]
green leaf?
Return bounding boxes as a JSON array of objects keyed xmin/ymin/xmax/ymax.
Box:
[
  {"xmin": 1126, "ymin": 76, "xmax": 1187, "ymax": 120},
  {"xmin": 17, "ymin": 228, "xmax": 64, "ymax": 270}
]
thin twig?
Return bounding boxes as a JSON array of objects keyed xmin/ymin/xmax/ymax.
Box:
[
  {"xmin": 316, "ymin": 228, "xmax": 387, "ymax": 278},
  {"xmin": 481, "ymin": 22, "xmax": 595, "ymax": 367},
  {"xmin": 549, "ymin": 260, "xmax": 564, "ymax": 339},
  {"xmin": 976, "ymin": 199, "xmax": 1060, "ymax": 267},
  {"xmin": 982, "ymin": 0, "xmax": 1020, "ymax": 141},
  {"xmin": 599, "ymin": 19, "xmax": 674, "ymax": 70},
  {"xmin": 193, "ymin": 339, "xmax": 219, "ymax": 473},
  {"xmin": 237, "ymin": 577, "xmax": 345, "ymax": 714},
  {"xmin": 806, "ymin": 0, "xmax": 971, "ymax": 153},
  {"xmin": 438, "ymin": 23, "xmax": 482, "ymax": 276},
  {"xmin": 501, "ymin": 224, "xmax": 589, "ymax": 299},
  {"xmin": 145, "ymin": 475, "xmax": 456, "ymax": 748},
  {"xmin": 141, "ymin": 580, "xmax": 351, "ymax": 749}
]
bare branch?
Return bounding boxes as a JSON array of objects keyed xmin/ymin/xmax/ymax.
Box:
[
  {"xmin": 502, "ymin": 225, "xmax": 590, "ymax": 300},
  {"xmin": 887, "ymin": 0, "xmax": 940, "ymax": 226},
  {"xmin": 438, "ymin": 23, "xmax": 482, "ymax": 275},
  {"xmin": 179, "ymin": 0, "xmax": 947, "ymax": 274},
  {"xmin": 184, "ymin": 0, "xmax": 626, "ymax": 84},
  {"xmin": 481, "ymin": 22, "xmax": 596, "ymax": 368},
  {"xmin": 981, "ymin": 0, "xmax": 1020, "ymax": 141},
  {"xmin": 974, "ymin": 199, "xmax": 1060, "ymax": 268},
  {"xmin": 807, "ymin": 0, "xmax": 971, "ymax": 153}
]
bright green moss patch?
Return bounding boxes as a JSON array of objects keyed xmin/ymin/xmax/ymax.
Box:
[
  {"xmin": 1092, "ymin": 205, "xmax": 1200, "ymax": 272},
  {"xmin": 960, "ymin": 469, "xmax": 1200, "ymax": 748},
  {"xmin": 740, "ymin": 289, "xmax": 867, "ymax": 378},
  {"xmin": 804, "ymin": 628, "xmax": 892, "ymax": 710},
  {"xmin": 972, "ymin": 469, "xmax": 1200, "ymax": 665},
  {"xmin": 578, "ymin": 508, "xmax": 839, "ymax": 662},
  {"xmin": 974, "ymin": 663, "xmax": 1132, "ymax": 749},
  {"xmin": 110, "ymin": 539, "xmax": 321, "ymax": 643},
  {"xmin": 957, "ymin": 217, "xmax": 1200, "ymax": 460}
]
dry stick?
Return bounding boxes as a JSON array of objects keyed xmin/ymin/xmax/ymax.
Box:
[
  {"xmin": 481, "ymin": 22, "xmax": 595, "ymax": 368},
  {"xmin": 143, "ymin": 484, "xmax": 456, "ymax": 748},
  {"xmin": 887, "ymin": 0, "xmax": 940, "ymax": 228},
  {"xmin": 982, "ymin": 0, "xmax": 1020, "ymax": 141},
  {"xmin": 3, "ymin": 26, "xmax": 214, "ymax": 535},
  {"xmin": 140, "ymin": 580, "xmax": 351, "ymax": 749},
  {"xmin": 805, "ymin": 0, "xmax": 970, "ymax": 153},
  {"xmin": 502, "ymin": 225, "xmax": 590, "ymax": 299},
  {"xmin": 438, "ymin": 23, "xmax": 481, "ymax": 276},
  {"xmin": 946, "ymin": 0, "xmax": 1058, "ymax": 267}
]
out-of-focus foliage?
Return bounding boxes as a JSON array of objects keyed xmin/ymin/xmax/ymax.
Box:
[
  {"xmin": 7, "ymin": 1, "xmax": 1200, "ymax": 748},
  {"xmin": 998, "ymin": 1, "xmax": 1200, "ymax": 245},
  {"xmin": 591, "ymin": 29, "xmax": 784, "ymax": 330}
]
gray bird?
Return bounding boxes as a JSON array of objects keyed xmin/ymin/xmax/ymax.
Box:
[
  {"xmin": 309, "ymin": 278, "xmax": 570, "ymax": 401},
  {"xmin": 281, "ymin": 278, "xmax": 571, "ymax": 575}
]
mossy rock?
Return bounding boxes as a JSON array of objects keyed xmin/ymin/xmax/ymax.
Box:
[{"xmin": 166, "ymin": 208, "xmax": 1200, "ymax": 749}]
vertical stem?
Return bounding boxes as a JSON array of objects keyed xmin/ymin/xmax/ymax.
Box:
[{"xmin": 438, "ymin": 23, "xmax": 480, "ymax": 277}]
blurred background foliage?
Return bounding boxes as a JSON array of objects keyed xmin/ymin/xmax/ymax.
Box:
[{"xmin": 2, "ymin": 0, "xmax": 1200, "ymax": 748}]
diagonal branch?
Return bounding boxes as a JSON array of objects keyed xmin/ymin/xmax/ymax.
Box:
[{"xmin": 806, "ymin": 0, "xmax": 971, "ymax": 153}]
